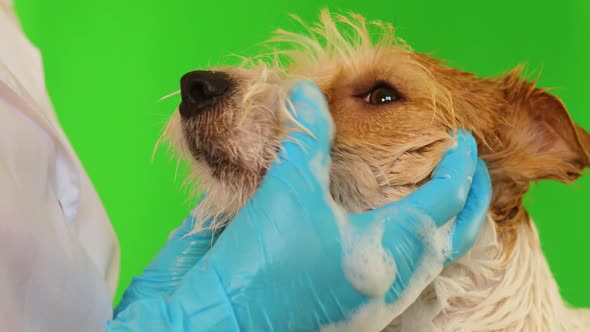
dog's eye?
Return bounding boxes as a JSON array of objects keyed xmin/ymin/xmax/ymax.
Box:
[{"xmin": 362, "ymin": 84, "xmax": 402, "ymax": 105}]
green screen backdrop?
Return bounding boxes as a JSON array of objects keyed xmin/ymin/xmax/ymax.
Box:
[{"xmin": 13, "ymin": 0, "xmax": 590, "ymax": 306}]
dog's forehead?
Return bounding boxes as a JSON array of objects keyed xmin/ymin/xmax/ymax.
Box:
[{"xmin": 288, "ymin": 47, "xmax": 416, "ymax": 82}]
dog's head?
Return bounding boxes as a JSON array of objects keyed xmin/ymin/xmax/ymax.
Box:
[{"xmin": 161, "ymin": 11, "xmax": 590, "ymax": 244}]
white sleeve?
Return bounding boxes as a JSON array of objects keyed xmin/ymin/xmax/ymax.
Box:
[{"xmin": 0, "ymin": 3, "xmax": 120, "ymax": 332}]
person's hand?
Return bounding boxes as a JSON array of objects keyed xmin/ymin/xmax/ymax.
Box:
[
  {"xmin": 107, "ymin": 81, "xmax": 491, "ymax": 331},
  {"xmin": 112, "ymin": 199, "xmax": 216, "ymax": 318}
]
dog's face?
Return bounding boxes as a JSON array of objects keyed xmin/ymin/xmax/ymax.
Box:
[{"xmin": 163, "ymin": 11, "xmax": 590, "ymax": 241}]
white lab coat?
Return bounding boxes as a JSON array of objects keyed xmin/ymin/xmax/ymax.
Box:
[{"xmin": 0, "ymin": 2, "xmax": 120, "ymax": 331}]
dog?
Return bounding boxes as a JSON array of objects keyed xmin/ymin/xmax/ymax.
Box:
[{"xmin": 159, "ymin": 10, "xmax": 590, "ymax": 331}]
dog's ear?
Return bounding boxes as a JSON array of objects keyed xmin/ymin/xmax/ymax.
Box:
[
  {"xmin": 476, "ymin": 71, "xmax": 589, "ymax": 239},
  {"xmin": 498, "ymin": 76, "xmax": 590, "ymax": 184}
]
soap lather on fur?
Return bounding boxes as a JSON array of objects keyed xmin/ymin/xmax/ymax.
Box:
[{"xmin": 157, "ymin": 10, "xmax": 590, "ymax": 331}]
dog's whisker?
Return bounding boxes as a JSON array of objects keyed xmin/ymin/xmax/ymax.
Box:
[{"xmin": 157, "ymin": 90, "xmax": 181, "ymax": 102}]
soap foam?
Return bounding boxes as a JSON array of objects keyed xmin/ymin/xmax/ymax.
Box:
[
  {"xmin": 321, "ymin": 215, "xmax": 452, "ymax": 332},
  {"xmin": 308, "ymin": 146, "xmax": 454, "ymax": 332},
  {"xmin": 309, "ymin": 152, "xmax": 398, "ymax": 298},
  {"xmin": 342, "ymin": 221, "xmax": 397, "ymax": 297}
]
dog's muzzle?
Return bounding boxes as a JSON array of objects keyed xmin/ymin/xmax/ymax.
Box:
[{"xmin": 179, "ymin": 70, "xmax": 232, "ymax": 118}]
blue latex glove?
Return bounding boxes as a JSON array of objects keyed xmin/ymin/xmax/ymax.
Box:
[
  {"xmin": 107, "ymin": 81, "xmax": 491, "ymax": 331},
  {"xmin": 112, "ymin": 197, "xmax": 215, "ymax": 317}
]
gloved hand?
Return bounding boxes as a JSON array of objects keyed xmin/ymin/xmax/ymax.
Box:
[
  {"xmin": 107, "ymin": 81, "xmax": 491, "ymax": 332},
  {"xmin": 112, "ymin": 199, "xmax": 216, "ymax": 318}
]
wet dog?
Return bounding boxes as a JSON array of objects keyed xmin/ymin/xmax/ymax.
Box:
[{"xmin": 159, "ymin": 10, "xmax": 590, "ymax": 331}]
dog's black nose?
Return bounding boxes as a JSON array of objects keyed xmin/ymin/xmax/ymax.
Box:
[{"xmin": 179, "ymin": 70, "xmax": 231, "ymax": 118}]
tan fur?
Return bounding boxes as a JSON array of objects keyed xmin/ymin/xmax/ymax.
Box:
[{"xmin": 159, "ymin": 9, "xmax": 590, "ymax": 331}]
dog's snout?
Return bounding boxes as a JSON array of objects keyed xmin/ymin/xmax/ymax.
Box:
[{"xmin": 179, "ymin": 70, "xmax": 231, "ymax": 118}]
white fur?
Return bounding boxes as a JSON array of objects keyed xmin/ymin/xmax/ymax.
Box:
[{"xmin": 384, "ymin": 215, "xmax": 590, "ymax": 332}]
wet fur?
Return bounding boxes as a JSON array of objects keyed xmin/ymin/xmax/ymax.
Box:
[{"xmin": 159, "ymin": 10, "xmax": 590, "ymax": 331}]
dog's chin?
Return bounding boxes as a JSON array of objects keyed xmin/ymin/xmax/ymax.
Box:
[{"xmin": 191, "ymin": 151, "xmax": 266, "ymax": 185}]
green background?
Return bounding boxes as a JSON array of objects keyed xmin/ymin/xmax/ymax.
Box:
[{"xmin": 13, "ymin": 0, "xmax": 590, "ymax": 306}]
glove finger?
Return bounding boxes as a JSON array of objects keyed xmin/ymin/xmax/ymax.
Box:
[
  {"xmin": 263, "ymin": 80, "xmax": 334, "ymax": 193},
  {"xmin": 445, "ymin": 158, "xmax": 492, "ymax": 265}
]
